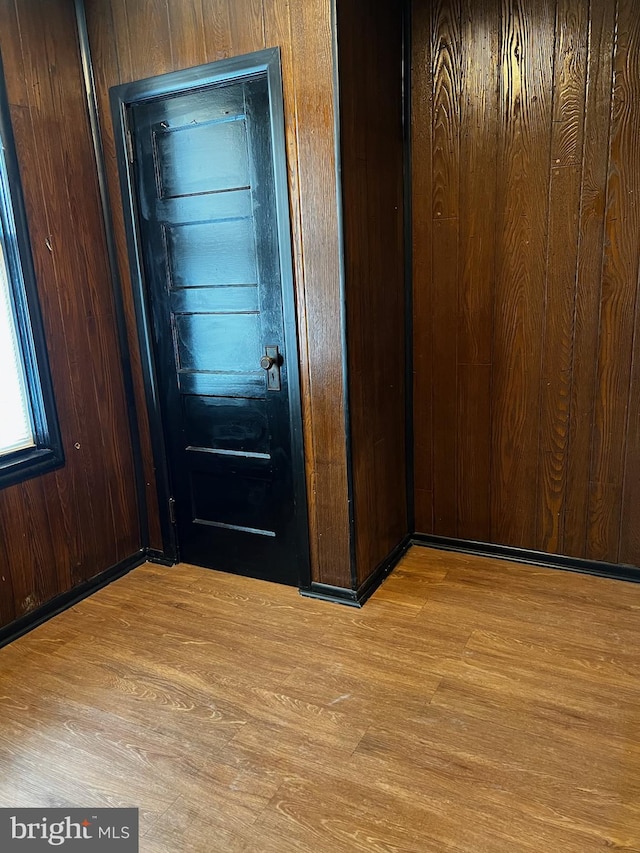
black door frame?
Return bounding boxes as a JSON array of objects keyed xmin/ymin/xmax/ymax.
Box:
[{"xmin": 110, "ymin": 48, "xmax": 311, "ymax": 589}]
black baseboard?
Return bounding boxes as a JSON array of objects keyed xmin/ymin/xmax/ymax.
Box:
[
  {"xmin": 0, "ymin": 550, "xmax": 147, "ymax": 649},
  {"xmin": 300, "ymin": 582, "xmax": 362, "ymax": 607},
  {"xmin": 357, "ymin": 533, "xmax": 413, "ymax": 604},
  {"xmin": 300, "ymin": 533, "xmax": 412, "ymax": 607},
  {"xmin": 412, "ymin": 533, "xmax": 640, "ymax": 584},
  {"xmin": 146, "ymin": 549, "xmax": 175, "ymax": 567},
  {"xmin": 9, "ymin": 531, "xmax": 629, "ymax": 647}
]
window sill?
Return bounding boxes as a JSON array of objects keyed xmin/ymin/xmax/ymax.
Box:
[{"xmin": 0, "ymin": 444, "xmax": 64, "ymax": 490}]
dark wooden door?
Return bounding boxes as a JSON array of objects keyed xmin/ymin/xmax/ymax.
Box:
[{"xmin": 128, "ymin": 71, "xmax": 305, "ymax": 585}]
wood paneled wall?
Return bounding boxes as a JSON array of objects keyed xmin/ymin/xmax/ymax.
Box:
[
  {"xmin": 0, "ymin": 0, "xmax": 141, "ymax": 630},
  {"xmin": 412, "ymin": 0, "xmax": 640, "ymax": 565},
  {"xmin": 84, "ymin": 0, "xmax": 353, "ymax": 587},
  {"xmin": 337, "ymin": 0, "xmax": 408, "ymax": 584}
]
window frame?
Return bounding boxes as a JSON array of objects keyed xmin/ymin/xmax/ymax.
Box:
[{"xmin": 0, "ymin": 57, "xmax": 63, "ymax": 489}]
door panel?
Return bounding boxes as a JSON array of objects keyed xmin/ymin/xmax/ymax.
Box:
[
  {"xmin": 190, "ymin": 466, "xmax": 277, "ymax": 533},
  {"xmin": 128, "ymin": 70, "xmax": 303, "ymax": 585},
  {"xmin": 169, "ymin": 285, "xmax": 260, "ymax": 315},
  {"xmin": 154, "ymin": 119, "xmax": 250, "ymax": 199},
  {"xmin": 183, "ymin": 397, "xmax": 270, "ymax": 453},
  {"xmin": 165, "ymin": 215, "xmax": 257, "ymax": 287},
  {"xmin": 174, "ymin": 313, "xmax": 262, "ymax": 372}
]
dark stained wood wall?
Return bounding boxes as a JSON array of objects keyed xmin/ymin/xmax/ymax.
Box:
[
  {"xmin": 84, "ymin": 0, "xmax": 353, "ymax": 588},
  {"xmin": 0, "ymin": 0, "xmax": 141, "ymax": 630},
  {"xmin": 412, "ymin": 0, "xmax": 640, "ymax": 565},
  {"xmin": 337, "ymin": 0, "xmax": 408, "ymax": 584}
]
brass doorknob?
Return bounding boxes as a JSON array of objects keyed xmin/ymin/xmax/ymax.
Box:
[{"xmin": 260, "ymin": 355, "xmax": 275, "ymax": 371}]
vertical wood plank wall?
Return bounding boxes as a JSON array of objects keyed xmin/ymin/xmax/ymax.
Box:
[
  {"xmin": 0, "ymin": 0, "xmax": 141, "ymax": 630},
  {"xmin": 337, "ymin": 0, "xmax": 408, "ymax": 584},
  {"xmin": 84, "ymin": 0, "xmax": 353, "ymax": 588},
  {"xmin": 412, "ymin": 0, "xmax": 640, "ymax": 565}
]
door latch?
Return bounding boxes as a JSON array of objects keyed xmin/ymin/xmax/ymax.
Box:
[{"xmin": 260, "ymin": 345, "xmax": 281, "ymax": 392}]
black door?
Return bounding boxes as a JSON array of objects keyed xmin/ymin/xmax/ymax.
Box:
[{"xmin": 124, "ymin": 61, "xmax": 307, "ymax": 585}]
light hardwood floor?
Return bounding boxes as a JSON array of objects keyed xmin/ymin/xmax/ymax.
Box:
[{"xmin": 2, "ymin": 546, "xmax": 640, "ymax": 851}]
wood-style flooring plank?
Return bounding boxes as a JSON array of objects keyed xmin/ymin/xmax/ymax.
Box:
[{"xmin": 3, "ymin": 549, "xmax": 640, "ymax": 851}]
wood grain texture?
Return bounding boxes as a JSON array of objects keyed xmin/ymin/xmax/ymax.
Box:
[
  {"xmin": 336, "ymin": 0, "xmax": 407, "ymax": 584},
  {"xmin": 228, "ymin": 0, "xmax": 265, "ymax": 57},
  {"xmin": 413, "ymin": 0, "xmax": 640, "ymax": 567},
  {"xmin": 537, "ymin": 162, "xmax": 582, "ymax": 551},
  {"xmin": 0, "ymin": 0, "xmax": 140, "ymax": 631},
  {"xmin": 431, "ymin": 1, "xmax": 461, "ymax": 537},
  {"xmin": 412, "ymin": 0, "xmax": 434, "ymax": 533},
  {"xmin": 457, "ymin": 363, "xmax": 492, "ymax": 539},
  {"xmin": 0, "ymin": 529, "xmax": 16, "ymax": 625},
  {"xmin": 287, "ymin": 0, "xmax": 352, "ymax": 586},
  {"xmin": 619, "ymin": 0, "xmax": 640, "ymax": 565},
  {"xmin": 563, "ymin": 0, "xmax": 616, "ymax": 559},
  {"xmin": 3, "ymin": 549, "xmax": 640, "ymax": 850},
  {"xmin": 167, "ymin": 0, "xmax": 206, "ymax": 69},
  {"xmin": 85, "ymin": 0, "xmax": 352, "ymax": 587},
  {"xmin": 492, "ymin": 0, "xmax": 555, "ymax": 549},
  {"xmin": 18, "ymin": 1, "xmax": 137, "ymax": 568},
  {"xmin": 537, "ymin": 0, "xmax": 588, "ymax": 552},
  {"xmin": 124, "ymin": 0, "xmax": 173, "ymax": 80},
  {"xmin": 200, "ymin": 0, "xmax": 233, "ymax": 61},
  {"xmin": 456, "ymin": 0, "xmax": 498, "ymax": 541},
  {"xmin": 84, "ymin": 0, "xmax": 164, "ymax": 551},
  {"xmin": 587, "ymin": 0, "xmax": 640, "ymax": 562}
]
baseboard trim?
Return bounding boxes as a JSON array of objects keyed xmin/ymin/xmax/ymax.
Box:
[
  {"xmin": 0, "ymin": 550, "xmax": 147, "ymax": 649},
  {"xmin": 146, "ymin": 549, "xmax": 175, "ymax": 567},
  {"xmin": 300, "ymin": 582, "xmax": 361, "ymax": 607},
  {"xmin": 412, "ymin": 533, "xmax": 640, "ymax": 584},
  {"xmin": 356, "ymin": 533, "xmax": 413, "ymax": 604},
  {"xmin": 300, "ymin": 533, "xmax": 412, "ymax": 607},
  {"xmin": 9, "ymin": 532, "xmax": 627, "ymax": 646}
]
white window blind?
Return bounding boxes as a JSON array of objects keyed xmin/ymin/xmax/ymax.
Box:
[{"xmin": 0, "ymin": 237, "xmax": 33, "ymax": 455}]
